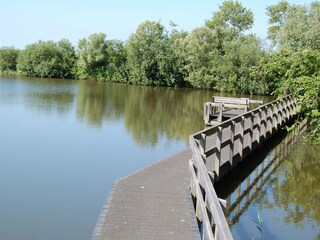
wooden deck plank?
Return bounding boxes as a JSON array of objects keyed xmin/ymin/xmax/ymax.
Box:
[{"xmin": 92, "ymin": 148, "xmax": 200, "ymax": 240}]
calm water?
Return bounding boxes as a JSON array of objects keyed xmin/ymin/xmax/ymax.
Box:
[
  {"xmin": 0, "ymin": 77, "xmax": 318, "ymax": 239},
  {"xmin": 216, "ymin": 124, "xmax": 320, "ymax": 239}
]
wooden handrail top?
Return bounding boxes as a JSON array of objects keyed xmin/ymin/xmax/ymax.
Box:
[{"xmin": 200, "ymin": 95, "xmax": 293, "ymax": 137}]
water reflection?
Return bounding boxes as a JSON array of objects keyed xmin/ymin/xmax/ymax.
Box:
[
  {"xmin": 0, "ymin": 77, "xmax": 286, "ymax": 240},
  {"xmin": 0, "ymin": 77, "xmax": 77, "ymax": 116},
  {"xmin": 76, "ymin": 81, "xmax": 118, "ymax": 127},
  {"xmin": 75, "ymin": 80, "xmax": 272, "ymax": 146},
  {"xmin": 215, "ymin": 119, "xmax": 320, "ymax": 239},
  {"xmin": 2, "ymin": 77, "xmax": 273, "ymax": 146},
  {"xmin": 75, "ymin": 81, "xmax": 212, "ymax": 145},
  {"xmin": 274, "ymin": 142, "xmax": 320, "ymax": 226}
]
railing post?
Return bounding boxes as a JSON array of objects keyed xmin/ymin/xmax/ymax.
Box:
[
  {"xmin": 218, "ymin": 103, "xmax": 223, "ymax": 122},
  {"xmin": 229, "ymin": 121, "xmax": 235, "ymax": 167},
  {"xmin": 261, "ymin": 106, "xmax": 267, "ymax": 141},
  {"xmin": 200, "ymin": 133, "xmax": 206, "ymax": 156},
  {"xmin": 215, "ymin": 126, "xmax": 222, "ymax": 179},
  {"xmin": 204, "ymin": 102, "xmax": 210, "ymax": 124},
  {"xmin": 238, "ymin": 116, "xmax": 245, "ymax": 160},
  {"xmin": 248, "ymin": 114, "xmax": 253, "ymax": 151},
  {"xmin": 256, "ymin": 110, "xmax": 261, "ymax": 145},
  {"xmin": 273, "ymin": 102, "xmax": 278, "ymax": 131}
]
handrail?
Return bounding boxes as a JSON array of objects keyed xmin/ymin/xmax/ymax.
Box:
[
  {"xmin": 225, "ymin": 118, "xmax": 307, "ymax": 225},
  {"xmin": 189, "ymin": 95, "xmax": 299, "ymax": 240}
]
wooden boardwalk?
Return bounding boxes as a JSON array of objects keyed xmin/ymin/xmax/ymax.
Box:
[
  {"xmin": 189, "ymin": 95, "xmax": 299, "ymax": 239},
  {"xmin": 92, "ymin": 148, "xmax": 200, "ymax": 240},
  {"xmin": 92, "ymin": 95, "xmax": 299, "ymax": 240}
]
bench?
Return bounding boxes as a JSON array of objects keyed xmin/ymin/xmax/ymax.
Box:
[{"xmin": 204, "ymin": 96, "xmax": 263, "ymax": 125}]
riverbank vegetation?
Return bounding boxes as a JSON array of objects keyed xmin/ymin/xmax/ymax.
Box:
[{"xmin": 0, "ymin": 0, "xmax": 319, "ymax": 141}]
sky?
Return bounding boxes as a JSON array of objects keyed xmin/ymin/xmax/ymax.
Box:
[{"xmin": 0, "ymin": 0, "xmax": 316, "ymax": 49}]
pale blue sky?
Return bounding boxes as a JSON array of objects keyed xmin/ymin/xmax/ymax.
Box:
[{"xmin": 0, "ymin": 0, "xmax": 315, "ymax": 48}]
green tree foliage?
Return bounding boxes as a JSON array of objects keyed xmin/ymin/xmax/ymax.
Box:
[
  {"xmin": 179, "ymin": 27, "xmax": 217, "ymax": 89},
  {"xmin": 75, "ymin": 33, "xmax": 109, "ymax": 80},
  {"xmin": 126, "ymin": 21, "xmax": 185, "ymax": 87},
  {"xmin": 217, "ymin": 34, "xmax": 266, "ymax": 94},
  {"xmin": 0, "ymin": 47, "xmax": 20, "ymax": 73},
  {"xmin": 126, "ymin": 21, "xmax": 165, "ymax": 86},
  {"xmin": 75, "ymin": 33, "xmax": 128, "ymax": 82},
  {"xmin": 206, "ymin": 0, "xmax": 254, "ymax": 33},
  {"xmin": 265, "ymin": 0, "xmax": 320, "ymax": 142},
  {"xmin": 167, "ymin": 27, "xmax": 189, "ymax": 87},
  {"xmin": 104, "ymin": 39, "xmax": 128, "ymax": 82},
  {"xmin": 266, "ymin": 0, "xmax": 290, "ymax": 44},
  {"xmin": 196, "ymin": 0, "xmax": 266, "ymax": 94},
  {"xmin": 17, "ymin": 39, "xmax": 75, "ymax": 78},
  {"xmin": 254, "ymin": 49, "xmax": 320, "ymax": 142},
  {"xmin": 267, "ymin": 1, "xmax": 320, "ymax": 50}
]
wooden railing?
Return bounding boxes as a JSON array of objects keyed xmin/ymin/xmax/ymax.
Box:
[
  {"xmin": 189, "ymin": 95, "xmax": 298, "ymax": 240},
  {"xmin": 224, "ymin": 118, "xmax": 307, "ymax": 225}
]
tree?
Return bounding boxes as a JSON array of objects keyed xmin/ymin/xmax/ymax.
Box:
[
  {"xmin": 75, "ymin": 33, "xmax": 108, "ymax": 80},
  {"xmin": 167, "ymin": 26, "xmax": 189, "ymax": 87},
  {"xmin": 126, "ymin": 20, "xmax": 165, "ymax": 86},
  {"xmin": 200, "ymin": 0, "xmax": 265, "ymax": 93},
  {"xmin": 217, "ymin": 34, "xmax": 266, "ymax": 94},
  {"xmin": 253, "ymin": 49, "xmax": 320, "ymax": 142},
  {"xmin": 267, "ymin": 1, "xmax": 320, "ymax": 51},
  {"xmin": 0, "ymin": 46, "xmax": 20, "ymax": 73},
  {"xmin": 17, "ymin": 39, "xmax": 75, "ymax": 78},
  {"xmin": 104, "ymin": 39, "xmax": 128, "ymax": 82},
  {"xmin": 266, "ymin": 0, "xmax": 290, "ymax": 45},
  {"xmin": 57, "ymin": 39, "xmax": 76, "ymax": 78},
  {"xmin": 206, "ymin": 0, "xmax": 254, "ymax": 34},
  {"xmin": 126, "ymin": 20, "xmax": 184, "ymax": 87},
  {"xmin": 179, "ymin": 27, "xmax": 218, "ymax": 89}
]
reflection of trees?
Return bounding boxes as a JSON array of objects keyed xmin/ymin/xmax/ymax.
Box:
[
  {"xmin": 123, "ymin": 87, "xmax": 210, "ymax": 145},
  {"xmin": 76, "ymin": 80, "xmax": 211, "ymax": 143},
  {"xmin": 75, "ymin": 80, "xmax": 273, "ymax": 146},
  {"xmin": 273, "ymin": 143, "xmax": 320, "ymax": 226},
  {"xmin": 21, "ymin": 77, "xmax": 76, "ymax": 116},
  {"xmin": 28, "ymin": 92, "xmax": 74, "ymax": 115},
  {"xmin": 76, "ymin": 81, "xmax": 115, "ymax": 127}
]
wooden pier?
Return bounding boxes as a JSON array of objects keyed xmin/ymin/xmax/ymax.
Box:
[
  {"xmin": 92, "ymin": 95, "xmax": 300, "ymax": 240},
  {"xmin": 189, "ymin": 95, "xmax": 299, "ymax": 239}
]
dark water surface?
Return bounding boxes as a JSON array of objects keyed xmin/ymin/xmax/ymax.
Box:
[
  {"xmin": 0, "ymin": 77, "xmax": 318, "ymax": 239},
  {"xmin": 217, "ymin": 122, "xmax": 320, "ymax": 239}
]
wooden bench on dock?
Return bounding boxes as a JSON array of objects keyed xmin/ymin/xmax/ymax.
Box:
[{"xmin": 204, "ymin": 96, "xmax": 263, "ymax": 125}]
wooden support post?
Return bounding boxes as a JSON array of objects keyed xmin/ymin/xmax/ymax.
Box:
[
  {"xmin": 215, "ymin": 126, "xmax": 222, "ymax": 179},
  {"xmin": 256, "ymin": 110, "xmax": 261, "ymax": 145},
  {"xmin": 204, "ymin": 103, "xmax": 210, "ymax": 124},
  {"xmin": 273, "ymin": 103, "xmax": 278, "ymax": 131},
  {"xmin": 262, "ymin": 106, "xmax": 267, "ymax": 140},
  {"xmin": 238, "ymin": 116, "xmax": 244, "ymax": 160},
  {"xmin": 218, "ymin": 103, "xmax": 223, "ymax": 122},
  {"xmin": 200, "ymin": 133, "xmax": 206, "ymax": 156},
  {"xmin": 229, "ymin": 121, "xmax": 235, "ymax": 167},
  {"xmin": 248, "ymin": 114, "xmax": 253, "ymax": 151}
]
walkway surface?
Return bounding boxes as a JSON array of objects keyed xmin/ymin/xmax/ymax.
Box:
[{"xmin": 92, "ymin": 148, "xmax": 200, "ymax": 240}]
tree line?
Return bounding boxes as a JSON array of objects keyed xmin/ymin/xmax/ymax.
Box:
[{"xmin": 0, "ymin": 1, "xmax": 319, "ymax": 141}]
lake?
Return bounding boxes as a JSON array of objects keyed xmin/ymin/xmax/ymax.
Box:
[{"xmin": 0, "ymin": 77, "xmax": 318, "ymax": 239}]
